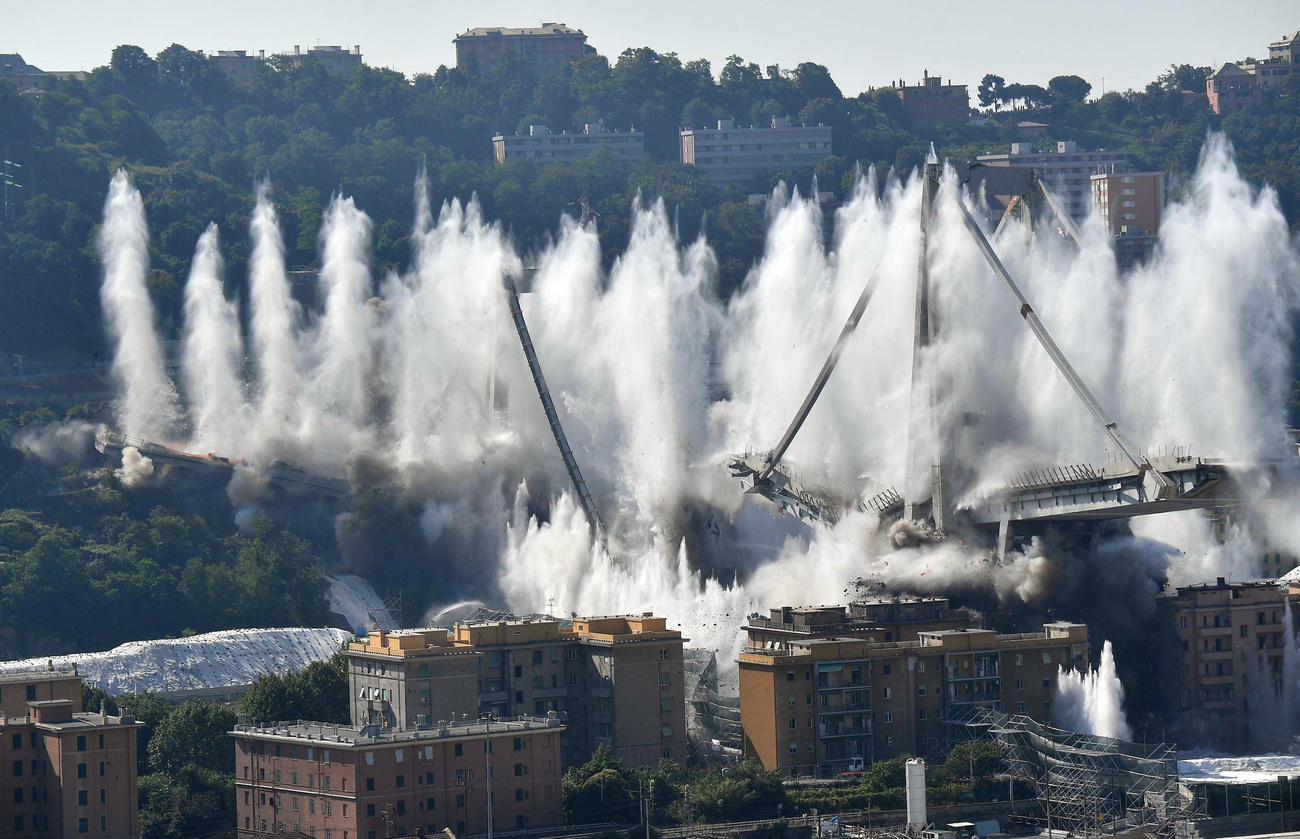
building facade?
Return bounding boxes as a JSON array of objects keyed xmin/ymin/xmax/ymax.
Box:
[
  {"xmin": 344, "ymin": 614, "xmax": 686, "ymax": 768},
  {"xmin": 1089, "ymin": 171, "xmax": 1162, "ymax": 236},
  {"xmin": 492, "ymin": 123, "xmax": 646, "ymax": 165},
  {"xmin": 977, "ymin": 141, "xmax": 1129, "ymax": 221},
  {"xmin": 454, "ymin": 24, "xmax": 590, "ymax": 78},
  {"xmin": 209, "ymin": 50, "xmax": 266, "ymax": 83},
  {"xmin": 0, "ymin": 670, "xmax": 141, "ymax": 839},
  {"xmin": 680, "ymin": 117, "xmax": 832, "ymax": 186},
  {"xmin": 739, "ymin": 617, "xmax": 1088, "ymax": 777},
  {"xmin": 277, "ymin": 45, "xmax": 363, "ymax": 76},
  {"xmin": 1206, "ymin": 63, "xmax": 1262, "ymax": 114},
  {"xmin": 1170, "ymin": 578, "xmax": 1300, "ymax": 750},
  {"xmin": 232, "ymin": 716, "xmax": 563, "ymax": 839},
  {"xmin": 895, "ymin": 71, "xmax": 970, "ymax": 126}
]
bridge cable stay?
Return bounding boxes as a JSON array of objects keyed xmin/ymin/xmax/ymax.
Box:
[
  {"xmin": 755, "ymin": 254, "xmax": 889, "ymax": 486},
  {"xmin": 1033, "ymin": 176, "xmax": 1083, "ymax": 247},
  {"xmin": 953, "ymin": 200, "xmax": 1175, "ymax": 496},
  {"xmin": 504, "ymin": 277, "xmax": 607, "ymax": 536}
]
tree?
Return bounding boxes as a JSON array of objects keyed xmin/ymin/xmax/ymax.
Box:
[
  {"xmin": 147, "ymin": 701, "xmax": 237, "ymax": 775},
  {"xmin": 237, "ymin": 652, "xmax": 348, "ymax": 725},
  {"xmin": 977, "ymin": 74, "xmax": 1005, "ymax": 109},
  {"xmin": 110, "ymin": 45, "xmax": 157, "ymax": 89},
  {"xmin": 562, "ymin": 746, "xmax": 636, "ymax": 824},
  {"xmin": 1048, "ymin": 75, "xmax": 1092, "ymax": 103}
]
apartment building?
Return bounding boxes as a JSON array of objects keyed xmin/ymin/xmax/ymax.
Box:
[
  {"xmin": 1170, "ymin": 578, "xmax": 1300, "ymax": 750},
  {"xmin": 977, "ymin": 141, "xmax": 1129, "ymax": 221},
  {"xmin": 747, "ymin": 597, "xmax": 975, "ymax": 651},
  {"xmin": 492, "ymin": 123, "xmax": 646, "ymax": 165},
  {"xmin": 277, "ymin": 45, "xmax": 363, "ymax": 76},
  {"xmin": 345, "ymin": 613, "xmax": 686, "ymax": 767},
  {"xmin": 232, "ymin": 716, "xmax": 563, "ymax": 839},
  {"xmin": 895, "ymin": 71, "xmax": 970, "ymax": 126},
  {"xmin": 1206, "ymin": 63, "xmax": 1263, "ymax": 115},
  {"xmin": 680, "ymin": 117, "xmax": 832, "ymax": 186},
  {"xmin": 739, "ymin": 618, "xmax": 1088, "ymax": 777},
  {"xmin": 0, "ymin": 669, "xmax": 141, "ymax": 839},
  {"xmin": 209, "ymin": 50, "xmax": 266, "ymax": 83},
  {"xmin": 454, "ymin": 24, "xmax": 590, "ymax": 78},
  {"xmin": 1228, "ymin": 30, "xmax": 1299, "ymax": 94},
  {"xmin": 1089, "ymin": 171, "xmax": 1162, "ymax": 236}
]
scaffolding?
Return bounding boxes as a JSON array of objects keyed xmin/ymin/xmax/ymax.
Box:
[{"xmin": 947, "ymin": 707, "xmax": 1203, "ymax": 839}]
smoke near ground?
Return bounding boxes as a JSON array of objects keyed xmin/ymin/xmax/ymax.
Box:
[{"xmin": 82, "ymin": 137, "xmax": 1300, "ymax": 732}]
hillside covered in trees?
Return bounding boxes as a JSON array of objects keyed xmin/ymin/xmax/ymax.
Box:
[{"xmin": 1, "ymin": 42, "xmax": 1299, "ymax": 366}]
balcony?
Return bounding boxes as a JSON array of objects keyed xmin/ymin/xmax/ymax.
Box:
[
  {"xmin": 820, "ymin": 726, "xmax": 872, "ymax": 739},
  {"xmin": 819, "ymin": 702, "xmax": 872, "ymax": 715}
]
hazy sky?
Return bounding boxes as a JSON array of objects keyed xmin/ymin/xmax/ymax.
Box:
[{"xmin": 6, "ymin": 0, "xmax": 1297, "ymax": 97}]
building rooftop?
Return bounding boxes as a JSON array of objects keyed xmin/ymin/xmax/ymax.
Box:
[
  {"xmin": 0, "ymin": 54, "xmax": 43, "ymax": 76},
  {"xmin": 232, "ymin": 714, "xmax": 563, "ymax": 747},
  {"xmin": 457, "ymin": 23, "xmax": 584, "ymax": 38},
  {"xmin": 1173, "ymin": 577, "xmax": 1286, "ymax": 594},
  {"xmin": 0, "ymin": 667, "xmax": 81, "ymax": 685}
]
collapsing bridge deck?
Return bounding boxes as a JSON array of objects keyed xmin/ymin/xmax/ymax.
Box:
[{"xmin": 731, "ymin": 452, "xmax": 1247, "ymax": 531}]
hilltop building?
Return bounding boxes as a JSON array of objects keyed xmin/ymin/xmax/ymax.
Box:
[
  {"xmin": 895, "ymin": 71, "xmax": 969, "ymax": 126},
  {"xmin": 454, "ymin": 24, "xmax": 591, "ymax": 78},
  {"xmin": 277, "ymin": 45, "xmax": 363, "ymax": 76},
  {"xmin": 738, "ymin": 603, "xmax": 1088, "ymax": 777},
  {"xmin": 680, "ymin": 117, "xmax": 832, "ymax": 186},
  {"xmin": 1170, "ymin": 578, "xmax": 1300, "ymax": 751},
  {"xmin": 0, "ymin": 668, "xmax": 141, "ymax": 839},
  {"xmin": 232, "ymin": 716, "xmax": 563, "ymax": 838},
  {"xmin": 209, "ymin": 50, "xmax": 266, "ymax": 83},
  {"xmin": 1206, "ymin": 63, "xmax": 1262, "ymax": 114},
  {"xmin": 344, "ymin": 613, "xmax": 686, "ymax": 768},
  {"xmin": 0, "ymin": 53, "xmax": 46, "ymax": 91},
  {"xmin": 492, "ymin": 123, "xmax": 646, "ymax": 165},
  {"xmin": 1229, "ymin": 30, "xmax": 1299, "ymax": 95},
  {"xmin": 977, "ymin": 141, "xmax": 1129, "ymax": 221}
]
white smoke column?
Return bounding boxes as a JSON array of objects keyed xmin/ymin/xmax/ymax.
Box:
[
  {"xmin": 114, "ymin": 445, "xmax": 155, "ymax": 488},
  {"xmin": 248, "ymin": 181, "xmax": 303, "ymax": 459},
  {"xmin": 1054, "ymin": 640, "xmax": 1132, "ymax": 740},
  {"xmin": 181, "ymin": 223, "xmax": 247, "ymax": 453},
  {"xmin": 1121, "ymin": 136, "xmax": 1295, "ymax": 463},
  {"xmin": 299, "ymin": 195, "xmax": 376, "ymax": 472},
  {"xmin": 1131, "ymin": 510, "xmax": 1261, "ymax": 587},
  {"xmin": 98, "ymin": 170, "xmax": 179, "ymax": 440}
]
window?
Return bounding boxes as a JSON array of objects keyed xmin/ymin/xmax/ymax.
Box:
[
  {"xmin": 883, "ymin": 687, "xmax": 891, "ymax": 700},
  {"xmin": 786, "ymin": 670, "xmax": 795, "ymax": 682},
  {"xmin": 884, "ymin": 711, "xmax": 894, "ymax": 724},
  {"xmin": 26, "ymin": 685, "xmax": 36, "ymax": 700},
  {"xmin": 789, "ymin": 742, "xmax": 797, "ymax": 753},
  {"xmin": 364, "ymin": 751, "xmax": 374, "ymax": 766},
  {"xmin": 515, "ymin": 763, "xmax": 526, "ymax": 776},
  {"xmin": 455, "ymin": 744, "xmax": 463, "ymax": 757},
  {"xmin": 882, "ymin": 664, "xmax": 891, "ymax": 675},
  {"xmin": 425, "ymin": 772, "xmax": 435, "ymax": 785},
  {"xmin": 78, "ymin": 789, "xmax": 88, "ymax": 806},
  {"xmin": 366, "ymin": 804, "xmax": 376, "ymax": 817},
  {"xmin": 13, "ymin": 788, "xmax": 22, "ymax": 804},
  {"xmin": 100, "ymin": 789, "xmax": 106, "ymax": 804},
  {"xmin": 14, "ymin": 816, "xmax": 23, "ymax": 832},
  {"xmin": 918, "ymin": 709, "xmax": 927, "ymax": 720},
  {"xmin": 1016, "ymin": 679, "xmax": 1024, "ymax": 691},
  {"xmin": 12, "ymin": 760, "xmax": 21, "ymax": 777},
  {"xmin": 77, "ymin": 735, "xmax": 86, "ymax": 752},
  {"xmin": 661, "ymin": 724, "xmax": 673, "ymax": 736},
  {"xmin": 918, "ymin": 686, "xmax": 926, "ymax": 696},
  {"xmin": 396, "ymin": 801, "xmax": 406, "ymax": 815},
  {"xmin": 514, "ymin": 737, "xmax": 525, "ymax": 751},
  {"xmin": 79, "ymin": 818, "xmax": 89, "ymax": 834},
  {"xmin": 77, "ymin": 762, "xmax": 87, "ymax": 779},
  {"xmin": 427, "ymin": 796, "xmax": 436, "ymax": 811},
  {"xmin": 789, "ymin": 717, "xmax": 796, "ymax": 730},
  {"xmin": 365, "ymin": 778, "xmax": 375, "ymax": 791},
  {"xmin": 1042, "ymin": 678, "xmax": 1051, "ymax": 688},
  {"xmin": 396, "ymin": 774, "xmax": 405, "ymax": 788},
  {"xmin": 1017, "ymin": 702, "xmax": 1027, "ymax": 713},
  {"xmin": 660, "ymin": 648, "xmax": 670, "ymax": 660},
  {"xmin": 917, "ymin": 661, "xmax": 925, "ymax": 673},
  {"xmin": 293, "ymin": 797, "xmax": 300, "ymax": 811},
  {"xmin": 456, "ymin": 794, "xmax": 466, "ymax": 808},
  {"xmin": 395, "ymin": 749, "xmax": 404, "ymax": 763},
  {"xmin": 516, "ymin": 788, "xmax": 528, "ymax": 802},
  {"xmin": 10, "ymin": 734, "xmax": 19, "ymax": 750},
  {"xmin": 662, "ymin": 697, "xmax": 672, "ymax": 711}
]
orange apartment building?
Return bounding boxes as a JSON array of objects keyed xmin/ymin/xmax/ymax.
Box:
[
  {"xmin": 1089, "ymin": 171, "xmax": 1162, "ymax": 237},
  {"xmin": 0, "ymin": 669, "xmax": 141, "ymax": 839},
  {"xmin": 344, "ymin": 613, "xmax": 686, "ymax": 768},
  {"xmin": 739, "ymin": 609, "xmax": 1088, "ymax": 777},
  {"xmin": 232, "ymin": 715, "xmax": 563, "ymax": 839},
  {"xmin": 1171, "ymin": 578, "xmax": 1300, "ymax": 750}
]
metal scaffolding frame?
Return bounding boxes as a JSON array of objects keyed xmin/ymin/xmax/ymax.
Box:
[{"xmin": 947, "ymin": 707, "xmax": 1203, "ymax": 839}]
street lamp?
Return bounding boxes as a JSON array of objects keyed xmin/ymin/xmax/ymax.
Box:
[{"xmin": 480, "ymin": 712, "xmax": 497, "ymax": 839}]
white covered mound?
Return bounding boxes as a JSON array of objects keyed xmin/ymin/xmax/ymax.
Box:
[
  {"xmin": 1179, "ymin": 754, "xmax": 1300, "ymax": 784},
  {"xmin": 0, "ymin": 627, "xmax": 355, "ymax": 697}
]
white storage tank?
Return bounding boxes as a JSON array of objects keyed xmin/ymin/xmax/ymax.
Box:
[{"xmin": 906, "ymin": 758, "xmax": 928, "ymax": 827}]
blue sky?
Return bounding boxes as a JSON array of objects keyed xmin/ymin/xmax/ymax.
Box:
[{"xmin": 6, "ymin": 0, "xmax": 1297, "ymax": 97}]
